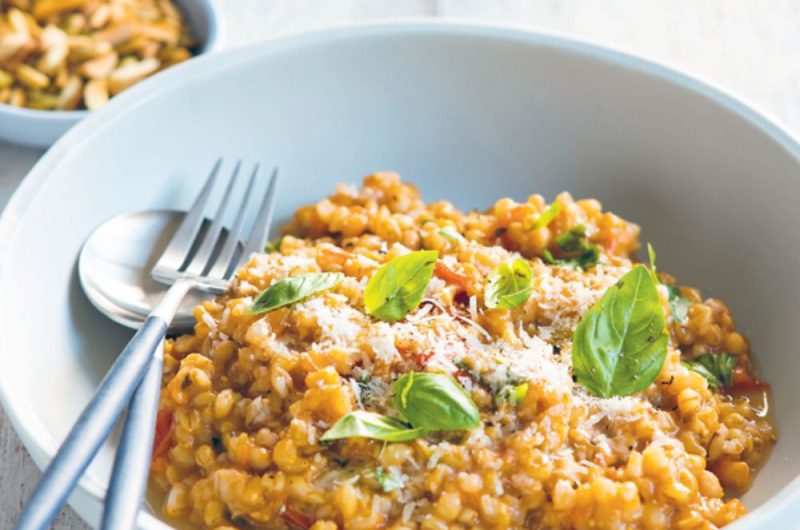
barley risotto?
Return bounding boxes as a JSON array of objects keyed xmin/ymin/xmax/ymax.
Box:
[{"xmin": 151, "ymin": 173, "xmax": 775, "ymax": 530}]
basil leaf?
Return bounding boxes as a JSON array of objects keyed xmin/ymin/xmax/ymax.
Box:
[
  {"xmin": 249, "ymin": 272, "xmax": 344, "ymax": 315},
  {"xmin": 667, "ymin": 285, "xmax": 692, "ymax": 323},
  {"xmin": 393, "ymin": 372, "xmax": 480, "ymax": 430},
  {"xmin": 683, "ymin": 353, "xmax": 737, "ymax": 388},
  {"xmin": 572, "ymin": 265, "xmax": 669, "ymax": 397},
  {"xmin": 319, "ymin": 410, "xmax": 425, "ymax": 442},
  {"xmin": 364, "ymin": 250, "xmax": 438, "ymax": 321},
  {"xmin": 484, "ymin": 258, "xmax": 533, "ymax": 310},
  {"xmin": 529, "ymin": 201, "xmax": 562, "ymax": 231},
  {"xmin": 374, "ymin": 467, "xmax": 406, "ymax": 492},
  {"xmin": 542, "ymin": 225, "xmax": 600, "ymax": 269},
  {"xmin": 496, "ymin": 383, "xmax": 529, "ymax": 406},
  {"xmin": 438, "ymin": 226, "xmax": 467, "ymax": 244}
]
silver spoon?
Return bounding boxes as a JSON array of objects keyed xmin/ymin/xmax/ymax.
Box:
[{"xmin": 78, "ymin": 209, "xmax": 216, "ymax": 333}]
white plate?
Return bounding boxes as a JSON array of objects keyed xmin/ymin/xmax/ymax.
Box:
[{"xmin": 1, "ymin": 21, "xmax": 799, "ymax": 530}]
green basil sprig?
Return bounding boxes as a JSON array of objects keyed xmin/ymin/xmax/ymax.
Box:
[
  {"xmin": 364, "ymin": 250, "xmax": 438, "ymax": 321},
  {"xmin": 542, "ymin": 225, "xmax": 600, "ymax": 270},
  {"xmin": 393, "ymin": 372, "xmax": 480, "ymax": 430},
  {"xmin": 528, "ymin": 201, "xmax": 562, "ymax": 231},
  {"xmin": 572, "ymin": 265, "xmax": 669, "ymax": 397},
  {"xmin": 249, "ymin": 272, "xmax": 344, "ymax": 315},
  {"xmin": 319, "ymin": 410, "xmax": 424, "ymax": 442},
  {"xmin": 321, "ymin": 372, "xmax": 480, "ymax": 443},
  {"xmin": 484, "ymin": 258, "xmax": 533, "ymax": 310},
  {"xmin": 683, "ymin": 353, "xmax": 737, "ymax": 389}
]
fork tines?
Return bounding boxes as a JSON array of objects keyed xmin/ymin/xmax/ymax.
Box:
[{"xmin": 151, "ymin": 158, "xmax": 278, "ymax": 292}]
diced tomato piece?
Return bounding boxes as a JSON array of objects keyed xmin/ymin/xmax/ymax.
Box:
[
  {"xmin": 730, "ymin": 366, "xmax": 770, "ymax": 392},
  {"xmin": 453, "ymin": 368, "xmax": 470, "ymax": 379},
  {"xmin": 281, "ymin": 506, "xmax": 315, "ymax": 529},
  {"xmin": 151, "ymin": 410, "xmax": 175, "ymax": 465},
  {"xmin": 412, "ymin": 351, "xmax": 433, "ymax": 369},
  {"xmin": 602, "ymin": 234, "xmax": 618, "ymax": 255},
  {"xmin": 434, "ymin": 261, "xmax": 472, "ymax": 292}
]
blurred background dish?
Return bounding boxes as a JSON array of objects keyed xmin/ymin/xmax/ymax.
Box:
[{"xmin": 0, "ymin": 0, "xmax": 223, "ymax": 147}]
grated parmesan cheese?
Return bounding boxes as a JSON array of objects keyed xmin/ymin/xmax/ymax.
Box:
[
  {"xmin": 279, "ymin": 255, "xmax": 318, "ymax": 270},
  {"xmin": 369, "ymin": 329, "xmax": 400, "ymax": 364},
  {"xmin": 299, "ymin": 297, "xmax": 363, "ymax": 344}
]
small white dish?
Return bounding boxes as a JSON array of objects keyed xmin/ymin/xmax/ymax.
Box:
[
  {"xmin": 0, "ymin": 21, "xmax": 798, "ymax": 530},
  {"xmin": 0, "ymin": 0, "xmax": 225, "ymax": 148}
]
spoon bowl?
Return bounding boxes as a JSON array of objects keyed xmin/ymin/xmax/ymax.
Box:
[{"xmin": 78, "ymin": 210, "xmax": 216, "ymax": 332}]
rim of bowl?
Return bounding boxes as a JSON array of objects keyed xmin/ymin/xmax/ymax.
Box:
[
  {"xmin": 1, "ymin": 19, "xmax": 799, "ymax": 530},
  {"xmin": 0, "ymin": 0, "xmax": 226, "ymax": 121}
]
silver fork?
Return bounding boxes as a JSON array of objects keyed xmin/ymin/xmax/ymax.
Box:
[{"xmin": 14, "ymin": 159, "xmax": 278, "ymax": 530}]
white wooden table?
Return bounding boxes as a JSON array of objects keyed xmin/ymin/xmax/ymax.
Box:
[{"xmin": 1, "ymin": 1, "xmax": 799, "ymax": 527}]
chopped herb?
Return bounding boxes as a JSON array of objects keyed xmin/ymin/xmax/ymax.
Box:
[
  {"xmin": 355, "ymin": 374, "xmax": 372, "ymax": 396},
  {"xmin": 528, "ymin": 201, "xmax": 562, "ymax": 231},
  {"xmin": 438, "ymin": 226, "xmax": 467, "ymax": 244},
  {"xmin": 667, "ymin": 285, "xmax": 692, "ymax": 323},
  {"xmin": 249, "ymin": 272, "xmax": 344, "ymax": 315},
  {"xmin": 211, "ymin": 436, "xmax": 223, "ymax": 452},
  {"xmin": 264, "ymin": 237, "xmax": 283, "ymax": 253},
  {"xmin": 374, "ymin": 467, "xmax": 406, "ymax": 492},
  {"xmin": 455, "ymin": 359, "xmax": 478, "ymax": 377},
  {"xmin": 542, "ymin": 225, "xmax": 600, "ymax": 269},
  {"xmin": 496, "ymin": 383, "xmax": 529, "ymax": 406},
  {"xmin": 647, "ymin": 243, "xmax": 691, "ymax": 322},
  {"xmin": 572, "ymin": 265, "xmax": 669, "ymax": 397},
  {"xmin": 683, "ymin": 353, "xmax": 738, "ymax": 389}
]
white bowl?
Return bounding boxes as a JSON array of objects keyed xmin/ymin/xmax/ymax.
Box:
[
  {"xmin": 0, "ymin": 0, "xmax": 225, "ymax": 148},
  {"xmin": 0, "ymin": 21, "xmax": 798, "ymax": 529}
]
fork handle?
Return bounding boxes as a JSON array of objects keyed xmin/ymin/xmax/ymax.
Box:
[
  {"xmin": 100, "ymin": 345, "xmax": 163, "ymax": 530},
  {"xmin": 13, "ymin": 315, "xmax": 168, "ymax": 530},
  {"xmin": 99, "ymin": 279, "xmax": 194, "ymax": 529}
]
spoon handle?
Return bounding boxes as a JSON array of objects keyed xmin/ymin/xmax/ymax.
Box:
[
  {"xmin": 13, "ymin": 315, "xmax": 168, "ymax": 530},
  {"xmin": 100, "ymin": 346, "xmax": 163, "ymax": 530}
]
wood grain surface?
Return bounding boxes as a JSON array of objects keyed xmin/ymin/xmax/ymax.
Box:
[{"xmin": 1, "ymin": 1, "xmax": 798, "ymax": 528}]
